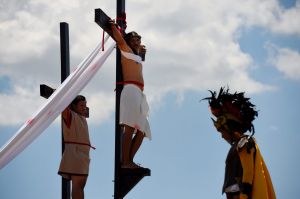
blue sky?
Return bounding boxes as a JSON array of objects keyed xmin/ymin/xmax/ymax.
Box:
[{"xmin": 1, "ymin": 0, "xmax": 300, "ymax": 198}]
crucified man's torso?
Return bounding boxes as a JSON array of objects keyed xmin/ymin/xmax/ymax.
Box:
[{"xmin": 121, "ymin": 55, "xmax": 144, "ymax": 85}]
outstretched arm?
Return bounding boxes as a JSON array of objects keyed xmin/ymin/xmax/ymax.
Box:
[
  {"xmin": 109, "ymin": 20, "xmax": 131, "ymax": 52},
  {"xmin": 62, "ymin": 107, "xmax": 72, "ymax": 128}
]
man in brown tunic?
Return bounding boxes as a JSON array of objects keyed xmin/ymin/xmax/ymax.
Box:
[{"xmin": 58, "ymin": 95, "xmax": 93, "ymax": 199}]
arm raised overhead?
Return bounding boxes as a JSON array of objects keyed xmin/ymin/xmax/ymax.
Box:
[{"xmin": 109, "ymin": 20, "xmax": 132, "ymax": 53}]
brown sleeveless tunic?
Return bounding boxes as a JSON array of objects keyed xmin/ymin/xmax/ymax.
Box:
[{"xmin": 58, "ymin": 110, "xmax": 91, "ymax": 179}]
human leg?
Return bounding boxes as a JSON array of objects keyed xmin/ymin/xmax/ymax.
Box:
[
  {"xmin": 130, "ymin": 130, "xmax": 144, "ymax": 164},
  {"xmin": 71, "ymin": 175, "xmax": 88, "ymax": 199},
  {"xmin": 121, "ymin": 125, "xmax": 135, "ymax": 168}
]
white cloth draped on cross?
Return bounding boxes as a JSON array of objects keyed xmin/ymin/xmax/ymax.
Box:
[{"xmin": 0, "ymin": 36, "xmax": 115, "ymax": 169}]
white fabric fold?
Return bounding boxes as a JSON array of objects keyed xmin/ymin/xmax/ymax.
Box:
[
  {"xmin": 120, "ymin": 50, "xmax": 143, "ymax": 64},
  {"xmin": 0, "ymin": 36, "xmax": 115, "ymax": 169}
]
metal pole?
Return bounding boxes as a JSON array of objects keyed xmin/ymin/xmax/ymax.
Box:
[
  {"xmin": 114, "ymin": 0, "xmax": 125, "ymax": 198},
  {"xmin": 60, "ymin": 22, "xmax": 71, "ymax": 199}
]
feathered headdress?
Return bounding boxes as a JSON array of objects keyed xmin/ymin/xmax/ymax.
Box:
[{"xmin": 203, "ymin": 87, "xmax": 258, "ymax": 135}]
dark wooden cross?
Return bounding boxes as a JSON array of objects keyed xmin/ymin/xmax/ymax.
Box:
[
  {"xmin": 40, "ymin": 22, "xmax": 71, "ymax": 199},
  {"xmin": 95, "ymin": 1, "xmax": 150, "ymax": 198},
  {"xmin": 40, "ymin": 2, "xmax": 150, "ymax": 198}
]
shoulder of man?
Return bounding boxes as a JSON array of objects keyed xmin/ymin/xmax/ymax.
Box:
[{"xmin": 237, "ymin": 136, "xmax": 256, "ymax": 153}]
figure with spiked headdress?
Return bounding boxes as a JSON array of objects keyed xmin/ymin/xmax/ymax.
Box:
[{"xmin": 204, "ymin": 87, "xmax": 276, "ymax": 199}]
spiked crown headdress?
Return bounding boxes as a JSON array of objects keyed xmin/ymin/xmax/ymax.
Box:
[{"xmin": 203, "ymin": 87, "xmax": 258, "ymax": 135}]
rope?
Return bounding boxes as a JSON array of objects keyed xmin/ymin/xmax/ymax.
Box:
[
  {"xmin": 64, "ymin": 141, "xmax": 96, "ymax": 150},
  {"xmin": 101, "ymin": 12, "xmax": 126, "ymax": 51}
]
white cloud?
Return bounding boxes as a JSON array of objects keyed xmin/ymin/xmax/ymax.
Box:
[
  {"xmin": 84, "ymin": 92, "xmax": 115, "ymax": 124},
  {"xmin": 0, "ymin": 0, "xmax": 115, "ymax": 64},
  {"xmin": 0, "ymin": 84, "xmax": 116, "ymax": 126},
  {"xmin": 0, "ymin": 1, "xmax": 57, "ymax": 64},
  {"xmin": 268, "ymin": 45, "xmax": 300, "ymax": 81},
  {"xmin": 0, "ymin": 85, "xmax": 43, "ymax": 125},
  {"xmin": 0, "ymin": 0, "xmax": 298, "ymax": 125},
  {"xmin": 269, "ymin": 1, "xmax": 300, "ymax": 35}
]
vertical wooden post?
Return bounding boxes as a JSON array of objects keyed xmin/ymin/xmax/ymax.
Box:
[
  {"xmin": 114, "ymin": 0, "xmax": 125, "ymax": 198},
  {"xmin": 60, "ymin": 22, "xmax": 71, "ymax": 199},
  {"xmin": 95, "ymin": 4, "xmax": 150, "ymax": 199}
]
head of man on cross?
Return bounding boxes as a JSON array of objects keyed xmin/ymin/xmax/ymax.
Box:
[
  {"xmin": 124, "ymin": 31, "xmax": 140, "ymax": 48},
  {"xmin": 109, "ymin": 19, "xmax": 146, "ymax": 61},
  {"xmin": 124, "ymin": 31, "xmax": 145, "ymax": 60}
]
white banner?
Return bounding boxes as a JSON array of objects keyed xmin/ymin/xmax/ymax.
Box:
[{"xmin": 0, "ymin": 37, "xmax": 116, "ymax": 169}]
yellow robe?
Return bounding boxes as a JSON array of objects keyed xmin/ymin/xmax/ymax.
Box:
[{"xmin": 238, "ymin": 139, "xmax": 276, "ymax": 199}]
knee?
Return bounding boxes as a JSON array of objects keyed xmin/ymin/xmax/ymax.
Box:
[
  {"xmin": 72, "ymin": 177, "xmax": 87, "ymax": 190},
  {"xmin": 122, "ymin": 125, "xmax": 134, "ymax": 134},
  {"xmin": 136, "ymin": 131, "xmax": 145, "ymax": 138}
]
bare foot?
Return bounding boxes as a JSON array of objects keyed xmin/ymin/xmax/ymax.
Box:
[
  {"xmin": 122, "ymin": 162, "xmax": 142, "ymax": 169},
  {"xmin": 132, "ymin": 162, "xmax": 144, "ymax": 168}
]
